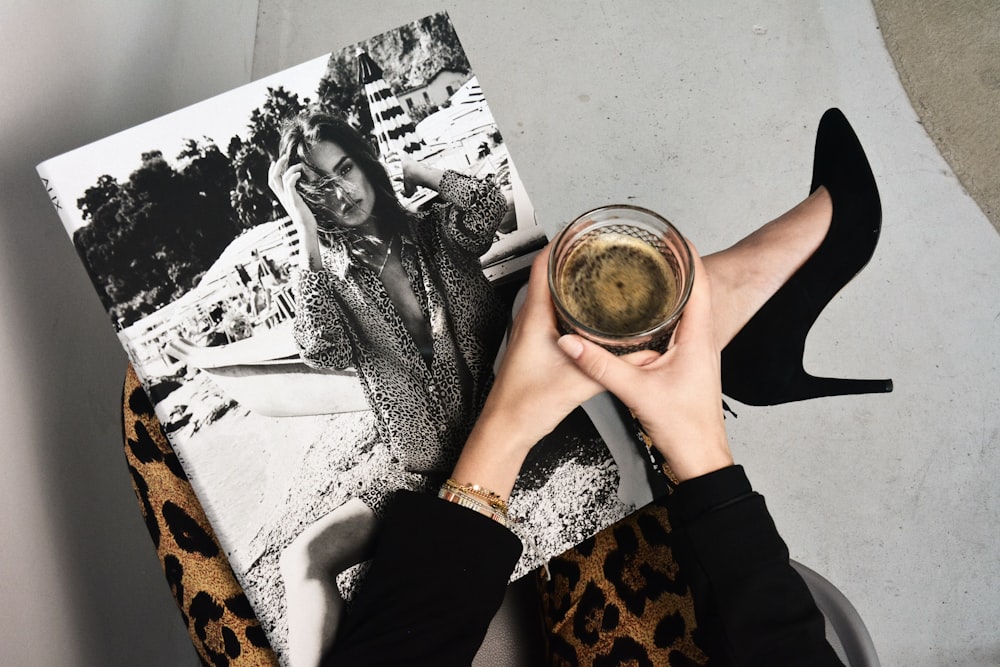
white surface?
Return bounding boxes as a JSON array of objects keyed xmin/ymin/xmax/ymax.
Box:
[
  {"xmin": 256, "ymin": 2, "xmax": 1000, "ymax": 665},
  {"xmin": 0, "ymin": 1, "xmax": 257, "ymax": 664}
]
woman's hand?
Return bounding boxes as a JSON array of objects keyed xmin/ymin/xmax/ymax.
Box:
[
  {"xmin": 450, "ymin": 246, "xmax": 606, "ymax": 497},
  {"xmin": 381, "ymin": 152, "xmax": 411, "ymax": 197},
  {"xmin": 394, "ymin": 153, "xmax": 444, "ymax": 194},
  {"xmin": 556, "ymin": 244, "xmax": 733, "ymax": 483},
  {"xmin": 268, "ymin": 153, "xmax": 323, "ymax": 270},
  {"xmin": 485, "ymin": 246, "xmax": 607, "ymax": 441}
]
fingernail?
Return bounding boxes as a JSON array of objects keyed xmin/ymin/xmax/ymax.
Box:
[{"xmin": 557, "ymin": 335, "xmax": 584, "ymax": 359}]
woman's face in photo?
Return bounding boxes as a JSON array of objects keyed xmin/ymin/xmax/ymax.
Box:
[{"xmin": 300, "ymin": 140, "xmax": 376, "ymax": 228}]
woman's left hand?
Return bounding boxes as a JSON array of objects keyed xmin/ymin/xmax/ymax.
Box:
[
  {"xmin": 450, "ymin": 244, "xmax": 612, "ymax": 497},
  {"xmin": 382, "ymin": 152, "xmax": 412, "ymax": 197},
  {"xmin": 397, "ymin": 153, "xmax": 444, "ymax": 194},
  {"xmin": 483, "ymin": 245, "xmax": 607, "ymax": 441}
]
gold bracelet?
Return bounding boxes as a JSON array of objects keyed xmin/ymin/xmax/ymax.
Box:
[
  {"xmin": 442, "ymin": 478, "xmax": 509, "ymax": 514},
  {"xmin": 630, "ymin": 412, "xmax": 680, "ymax": 486},
  {"xmin": 438, "ymin": 488, "xmax": 511, "ymax": 528}
]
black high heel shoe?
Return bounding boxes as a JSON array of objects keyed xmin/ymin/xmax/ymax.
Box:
[{"xmin": 720, "ymin": 108, "xmax": 894, "ymax": 405}]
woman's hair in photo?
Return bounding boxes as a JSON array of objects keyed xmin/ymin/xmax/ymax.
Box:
[{"xmin": 278, "ymin": 110, "xmax": 409, "ymax": 237}]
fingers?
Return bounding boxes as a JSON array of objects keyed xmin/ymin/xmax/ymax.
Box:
[
  {"xmin": 557, "ymin": 334, "xmax": 643, "ymax": 400},
  {"xmin": 554, "ymin": 241, "xmax": 711, "ymax": 399},
  {"xmin": 282, "ymin": 164, "xmax": 303, "ymax": 194},
  {"xmin": 269, "ymin": 150, "xmax": 290, "ymax": 182},
  {"xmin": 268, "ymin": 154, "xmax": 301, "ymax": 198},
  {"xmin": 267, "ymin": 158, "xmax": 282, "ymax": 193},
  {"xmin": 509, "ymin": 245, "xmax": 556, "ymax": 329},
  {"xmin": 620, "ymin": 348, "xmax": 661, "ymax": 367},
  {"xmin": 670, "ymin": 242, "xmax": 714, "ymax": 347},
  {"xmin": 523, "ymin": 245, "xmax": 552, "ymax": 307}
]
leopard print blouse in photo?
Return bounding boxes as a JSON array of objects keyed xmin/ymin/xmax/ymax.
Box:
[{"xmin": 292, "ymin": 170, "xmax": 508, "ymax": 508}]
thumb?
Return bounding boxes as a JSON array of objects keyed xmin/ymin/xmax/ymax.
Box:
[{"xmin": 557, "ymin": 335, "xmax": 641, "ymax": 399}]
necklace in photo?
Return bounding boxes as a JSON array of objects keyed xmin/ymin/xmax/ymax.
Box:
[{"xmin": 377, "ymin": 232, "xmax": 398, "ymax": 277}]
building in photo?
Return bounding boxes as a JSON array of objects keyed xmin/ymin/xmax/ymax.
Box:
[{"xmin": 399, "ymin": 68, "xmax": 472, "ymax": 113}]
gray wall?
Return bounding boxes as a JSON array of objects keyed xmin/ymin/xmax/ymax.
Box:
[{"xmin": 0, "ymin": 1, "xmax": 257, "ymax": 664}]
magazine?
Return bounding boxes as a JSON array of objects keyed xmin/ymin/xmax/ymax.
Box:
[{"xmin": 37, "ymin": 11, "xmax": 660, "ymax": 662}]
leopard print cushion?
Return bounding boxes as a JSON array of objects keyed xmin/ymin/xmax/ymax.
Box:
[
  {"xmin": 122, "ymin": 365, "xmax": 278, "ymax": 666},
  {"xmin": 537, "ymin": 500, "xmax": 721, "ymax": 666}
]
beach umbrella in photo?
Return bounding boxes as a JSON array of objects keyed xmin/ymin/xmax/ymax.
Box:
[{"xmin": 357, "ymin": 50, "xmax": 425, "ymax": 192}]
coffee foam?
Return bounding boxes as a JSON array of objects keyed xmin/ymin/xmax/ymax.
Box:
[{"xmin": 557, "ymin": 231, "xmax": 678, "ymax": 335}]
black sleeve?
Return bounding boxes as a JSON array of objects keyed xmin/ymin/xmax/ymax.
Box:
[
  {"xmin": 664, "ymin": 465, "xmax": 845, "ymax": 666},
  {"xmin": 322, "ymin": 491, "xmax": 523, "ymax": 666}
]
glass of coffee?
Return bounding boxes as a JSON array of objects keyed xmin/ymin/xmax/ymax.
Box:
[{"xmin": 548, "ymin": 205, "xmax": 694, "ymax": 355}]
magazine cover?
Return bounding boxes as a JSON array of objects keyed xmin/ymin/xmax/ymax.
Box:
[{"xmin": 37, "ymin": 11, "xmax": 659, "ymax": 661}]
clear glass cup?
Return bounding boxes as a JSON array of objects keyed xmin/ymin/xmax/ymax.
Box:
[{"xmin": 548, "ymin": 204, "xmax": 694, "ymax": 354}]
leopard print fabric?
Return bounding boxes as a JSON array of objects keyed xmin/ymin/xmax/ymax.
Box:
[
  {"xmin": 292, "ymin": 170, "xmax": 508, "ymax": 514},
  {"xmin": 122, "ymin": 365, "xmax": 278, "ymax": 666},
  {"xmin": 537, "ymin": 500, "xmax": 722, "ymax": 666}
]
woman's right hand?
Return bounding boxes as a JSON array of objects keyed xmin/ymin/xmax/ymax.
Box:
[
  {"xmin": 556, "ymin": 245, "xmax": 733, "ymax": 483},
  {"xmin": 449, "ymin": 246, "xmax": 607, "ymax": 498},
  {"xmin": 268, "ymin": 154, "xmax": 322, "ymax": 270}
]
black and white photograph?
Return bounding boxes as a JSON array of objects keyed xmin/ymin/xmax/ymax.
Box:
[{"xmin": 36, "ymin": 11, "xmax": 657, "ymax": 663}]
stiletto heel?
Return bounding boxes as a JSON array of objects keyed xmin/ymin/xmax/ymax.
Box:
[{"xmin": 721, "ymin": 108, "xmax": 893, "ymax": 406}]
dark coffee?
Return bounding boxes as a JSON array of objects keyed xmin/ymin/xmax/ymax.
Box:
[{"xmin": 556, "ymin": 232, "xmax": 678, "ymax": 335}]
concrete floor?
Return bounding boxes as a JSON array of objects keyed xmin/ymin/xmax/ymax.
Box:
[
  {"xmin": 259, "ymin": 3, "xmax": 1000, "ymax": 661},
  {"xmin": 1, "ymin": 1, "xmax": 996, "ymax": 665}
]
